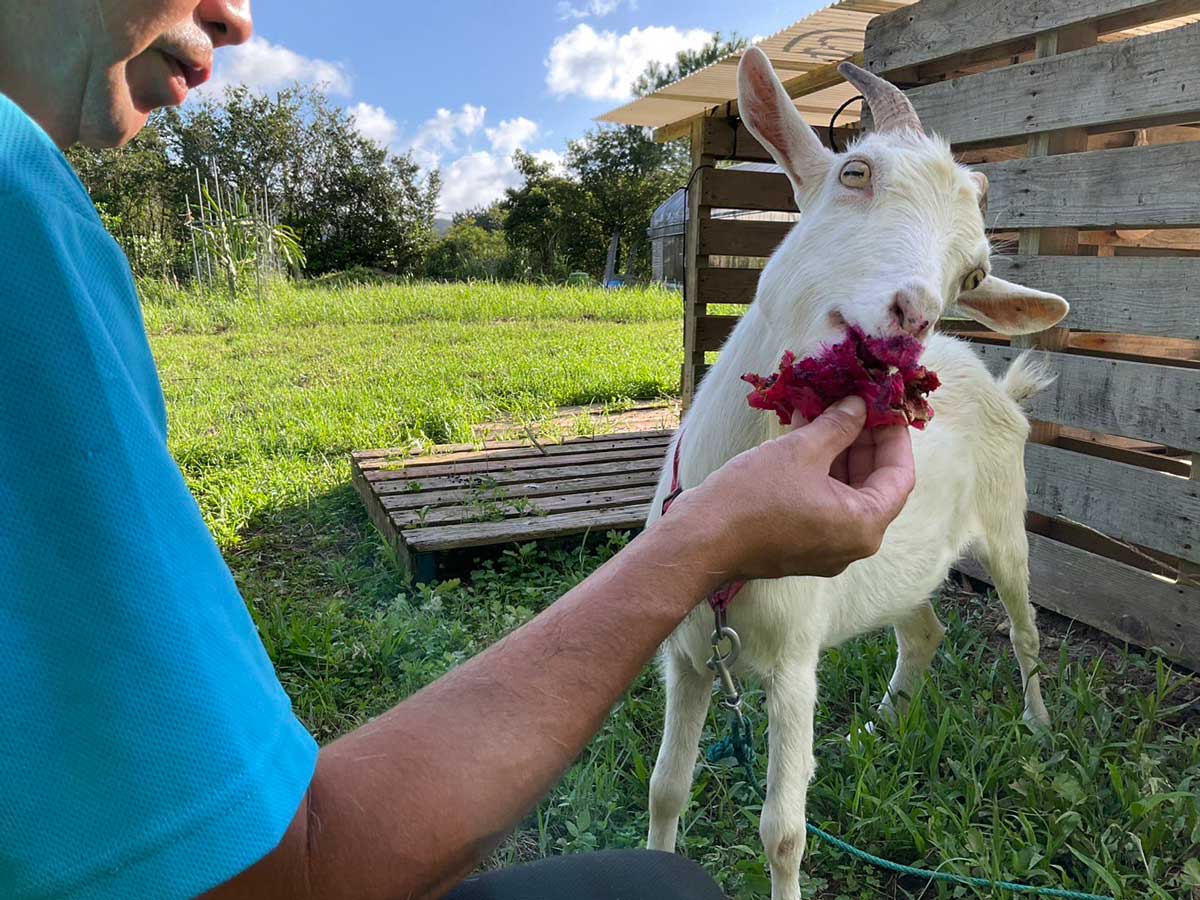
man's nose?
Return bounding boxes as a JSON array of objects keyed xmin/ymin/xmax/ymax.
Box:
[{"xmin": 198, "ymin": 0, "xmax": 253, "ymax": 48}]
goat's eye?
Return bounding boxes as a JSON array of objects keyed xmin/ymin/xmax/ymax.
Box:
[
  {"xmin": 838, "ymin": 160, "xmax": 871, "ymax": 188},
  {"xmin": 961, "ymin": 268, "xmax": 986, "ymax": 292}
]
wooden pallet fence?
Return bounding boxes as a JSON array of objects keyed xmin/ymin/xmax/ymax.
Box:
[{"xmin": 864, "ymin": 0, "xmax": 1200, "ymax": 667}]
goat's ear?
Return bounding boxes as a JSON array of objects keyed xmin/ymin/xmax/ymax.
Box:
[
  {"xmin": 955, "ymin": 275, "xmax": 1069, "ymax": 335},
  {"xmin": 738, "ymin": 47, "xmax": 832, "ymax": 197},
  {"xmin": 969, "ymin": 171, "xmax": 988, "ymax": 214}
]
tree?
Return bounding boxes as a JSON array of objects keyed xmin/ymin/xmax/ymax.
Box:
[
  {"xmin": 69, "ymin": 82, "xmax": 441, "ymax": 280},
  {"xmin": 425, "ymin": 222, "xmax": 509, "ymax": 281},
  {"xmin": 559, "ymin": 32, "xmax": 752, "ymax": 281},
  {"xmin": 501, "ymin": 152, "xmax": 605, "ymax": 280}
]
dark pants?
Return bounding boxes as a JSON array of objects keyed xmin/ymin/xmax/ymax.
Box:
[{"xmin": 444, "ymin": 849, "xmax": 728, "ymax": 900}]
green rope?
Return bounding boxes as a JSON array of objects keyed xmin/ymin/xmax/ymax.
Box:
[{"xmin": 706, "ymin": 711, "xmax": 1113, "ymax": 900}]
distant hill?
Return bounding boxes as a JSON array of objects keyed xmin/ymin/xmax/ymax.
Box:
[{"xmin": 434, "ymin": 217, "xmax": 453, "ymax": 236}]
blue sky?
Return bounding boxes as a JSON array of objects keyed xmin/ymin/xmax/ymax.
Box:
[{"xmin": 203, "ymin": 0, "xmax": 825, "ymax": 213}]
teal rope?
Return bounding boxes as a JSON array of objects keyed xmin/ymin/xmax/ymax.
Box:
[{"xmin": 706, "ymin": 713, "xmax": 1113, "ymax": 900}]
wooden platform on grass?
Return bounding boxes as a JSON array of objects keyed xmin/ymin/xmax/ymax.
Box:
[{"xmin": 351, "ymin": 430, "xmax": 674, "ymax": 581}]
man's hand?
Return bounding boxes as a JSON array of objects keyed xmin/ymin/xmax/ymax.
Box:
[{"xmin": 670, "ymin": 395, "xmax": 915, "ymax": 581}]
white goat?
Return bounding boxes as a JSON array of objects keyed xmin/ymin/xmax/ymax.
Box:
[{"xmin": 645, "ymin": 50, "xmax": 1070, "ymax": 900}]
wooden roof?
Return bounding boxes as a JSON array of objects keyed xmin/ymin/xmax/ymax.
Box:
[
  {"xmin": 600, "ymin": 1, "xmax": 1200, "ymax": 142},
  {"xmin": 598, "ymin": 0, "xmax": 911, "ymax": 137}
]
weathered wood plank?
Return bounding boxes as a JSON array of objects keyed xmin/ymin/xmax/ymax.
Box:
[
  {"xmin": 1025, "ymin": 442, "xmax": 1199, "ymax": 561},
  {"xmin": 695, "ymin": 315, "xmax": 741, "ymax": 352},
  {"xmin": 971, "ymin": 345, "xmax": 1200, "ymax": 449},
  {"xmin": 865, "ymin": 0, "xmax": 1200, "ymax": 76},
  {"xmin": 390, "ymin": 485, "xmax": 658, "ymax": 529},
  {"xmin": 697, "ymin": 267, "xmax": 761, "ymax": 305},
  {"xmin": 958, "ymin": 532, "xmax": 1200, "ymax": 670},
  {"xmin": 699, "ymin": 168, "xmax": 798, "ymax": 213},
  {"xmin": 405, "ymin": 503, "xmax": 653, "ymax": 553},
  {"xmin": 698, "ymin": 219, "xmax": 792, "ymax": 257},
  {"xmin": 988, "ymin": 256, "xmax": 1200, "ymax": 340},
  {"xmin": 363, "ymin": 445, "xmax": 668, "ymax": 483},
  {"xmin": 683, "ymin": 119, "xmax": 712, "ymax": 408},
  {"xmin": 700, "ymin": 118, "xmax": 855, "ymax": 163},
  {"xmin": 380, "ymin": 469, "xmax": 663, "ymax": 512},
  {"xmin": 356, "ymin": 432, "xmax": 672, "ymax": 471},
  {"xmin": 371, "ymin": 456, "xmax": 666, "ymax": 496},
  {"xmin": 905, "ymin": 23, "xmax": 1200, "ymax": 146},
  {"xmin": 353, "ymin": 429, "xmax": 672, "ymax": 462},
  {"xmin": 976, "ymin": 142, "xmax": 1200, "ymax": 230}
]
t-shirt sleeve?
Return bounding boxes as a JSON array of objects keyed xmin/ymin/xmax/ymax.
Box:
[{"xmin": 0, "ymin": 188, "xmax": 318, "ymax": 899}]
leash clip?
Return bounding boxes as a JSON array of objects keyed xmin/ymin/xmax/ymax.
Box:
[{"xmin": 707, "ymin": 608, "xmax": 743, "ymax": 712}]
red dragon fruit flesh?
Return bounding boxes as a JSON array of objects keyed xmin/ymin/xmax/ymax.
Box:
[{"xmin": 741, "ymin": 326, "xmax": 941, "ymax": 429}]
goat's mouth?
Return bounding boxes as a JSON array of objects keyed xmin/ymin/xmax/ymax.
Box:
[{"xmin": 741, "ymin": 326, "xmax": 941, "ymax": 429}]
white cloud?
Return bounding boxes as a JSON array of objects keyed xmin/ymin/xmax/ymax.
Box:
[
  {"xmin": 556, "ymin": 0, "xmax": 622, "ymax": 19},
  {"xmin": 409, "ymin": 104, "xmax": 487, "ymax": 169},
  {"xmin": 201, "ymin": 36, "xmax": 351, "ymax": 97},
  {"xmin": 401, "ymin": 110, "xmax": 559, "ymax": 214},
  {"xmin": 546, "ymin": 24, "xmax": 712, "ymax": 102},
  {"xmin": 486, "ymin": 117, "xmax": 540, "ymax": 157},
  {"xmin": 349, "ymin": 102, "xmax": 400, "ymax": 148}
]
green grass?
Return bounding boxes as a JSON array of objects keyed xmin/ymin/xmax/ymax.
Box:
[{"xmin": 146, "ymin": 280, "xmax": 1200, "ymax": 900}]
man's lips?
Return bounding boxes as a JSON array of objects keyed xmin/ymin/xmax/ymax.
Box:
[{"xmin": 163, "ymin": 51, "xmax": 211, "ymax": 89}]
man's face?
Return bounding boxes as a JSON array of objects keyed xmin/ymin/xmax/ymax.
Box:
[{"xmin": 70, "ymin": 0, "xmax": 252, "ymax": 146}]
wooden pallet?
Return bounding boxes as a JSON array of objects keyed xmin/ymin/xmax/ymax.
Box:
[{"xmin": 351, "ymin": 430, "xmax": 674, "ymax": 581}]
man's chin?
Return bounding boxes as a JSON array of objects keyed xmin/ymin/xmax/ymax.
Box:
[{"xmin": 78, "ymin": 105, "xmax": 149, "ymax": 149}]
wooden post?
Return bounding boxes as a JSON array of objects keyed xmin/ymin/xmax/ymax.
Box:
[
  {"xmin": 682, "ymin": 118, "xmax": 715, "ymax": 410},
  {"xmin": 1182, "ymin": 454, "xmax": 1200, "ymax": 590},
  {"xmin": 1014, "ymin": 24, "xmax": 1098, "ymax": 445}
]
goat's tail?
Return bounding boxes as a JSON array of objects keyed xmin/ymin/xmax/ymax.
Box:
[{"xmin": 1000, "ymin": 351, "xmax": 1056, "ymax": 406}]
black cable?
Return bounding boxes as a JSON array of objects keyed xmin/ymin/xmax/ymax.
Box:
[{"xmin": 827, "ymin": 94, "xmax": 864, "ymax": 153}]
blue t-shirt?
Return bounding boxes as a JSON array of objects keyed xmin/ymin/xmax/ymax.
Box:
[{"xmin": 0, "ymin": 94, "xmax": 318, "ymax": 898}]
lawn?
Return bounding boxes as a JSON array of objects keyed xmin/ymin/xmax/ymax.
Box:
[{"xmin": 145, "ymin": 279, "xmax": 1200, "ymax": 899}]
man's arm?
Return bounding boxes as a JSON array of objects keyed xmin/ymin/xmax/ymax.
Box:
[{"xmin": 209, "ymin": 397, "xmax": 915, "ymax": 900}]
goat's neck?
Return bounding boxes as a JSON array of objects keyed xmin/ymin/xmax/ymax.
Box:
[{"xmin": 681, "ymin": 302, "xmax": 819, "ymax": 475}]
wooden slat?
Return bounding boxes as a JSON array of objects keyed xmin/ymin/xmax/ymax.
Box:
[
  {"xmin": 699, "ymin": 118, "xmax": 855, "ymax": 162},
  {"xmin": 958, "ymin": 532, "xmax": 1200, "ymax": 670},
  {"xmin": 371, "ymin": 456, "xmax": 666, "ymax": 496},
  {"xmin": 390, "ymin": 485, "xmax": 657, "ymax": 529},
  {"xmin": 697, "ymin": 267, "xmax": 761, "ymax": 305},
  {"xmin": 380, "ymin": 469, "xmax": 662, "ymax": 512},
  {"xmin": 1054, "ymin": 429, "xmax": 1193, "ymax": 477},
  {"xmin": 353, "ymin": 429, "xmax": 672, "ymax": 463},
  {"xmin": 698, "ymin": 219, "xmax": 792, "ymax": 257},
  {"xmin": 905, "ymin": 24, "xmax": 1200, "ymax": 147},
  {"xmin": 356, "ymin": 432, "xmax": 672, "ymax": 471},
  {"xmin": 695, "ymin": 315, "xmax": 741, "ymax": 351},
  {"xmin": 363, "ymin": 445, "xmax": 668, "ymax": 483},
  {"xmin": 405, "ymin": 503, "xmax": 653, "ymax": 553},
  {"xmin": 972, "ymin": 345, "xmax": 1200, "ymax": 449},
  {"xmin": 1025, "ymin": 442, "xmax": 1199, "ymax": 562},
  {"xmin": 989, "ymin": 256, "xmax": 1200, "ymax": 340},
  {"xmin": 976, "ymin": 141, "xmax": 1200, "ymax": 229},
  {"xmin": 699, "ymin": 168, "xmax": 798, "ymax": 213},
  {"xmin": 865, "ymin": 0, "xmax": 1200, "ymax": 76}
]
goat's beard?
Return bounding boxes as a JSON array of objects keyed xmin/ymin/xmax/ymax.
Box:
[{"xmin": 741, "ymin": 326, "xmax": 940, "ymax": 429}]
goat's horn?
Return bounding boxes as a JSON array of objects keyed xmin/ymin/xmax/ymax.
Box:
[{"xmin": 837, "ymin": 61, "xmax": 923, "ymax": 135}]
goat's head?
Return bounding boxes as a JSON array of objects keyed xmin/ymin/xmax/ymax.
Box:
[{"xmin": 737, "ymin": 47, "xmax": 1067, "ymax": 349}]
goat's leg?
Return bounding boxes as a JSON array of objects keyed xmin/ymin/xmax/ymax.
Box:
[
  {"xmin": 647, "ymin": 649, "xmax": 712, "ymax": 852},
  {"xmin": 980, "ymin": 531, "xmax": 1051, "ymax": 728},
  {"xmin": 760, "ymin": 652, "xmax": 819, "ymax": 900},
  {"xmin": 878, "ymin": 600, "xmax": 946, "ymax": 724}
]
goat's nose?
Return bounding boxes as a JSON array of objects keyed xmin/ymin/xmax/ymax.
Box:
[{"xmin": 890, "ymin": 289, "xmax": 932, "ymax": 338}]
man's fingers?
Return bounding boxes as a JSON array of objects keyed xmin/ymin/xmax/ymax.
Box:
[
  {"xmin": 798, "ymin": 396, "xmax": 866, "ymax": 463},
  {"xmin": 858, "ymin": 426, "xmax": 915, "ymax": 518}
]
